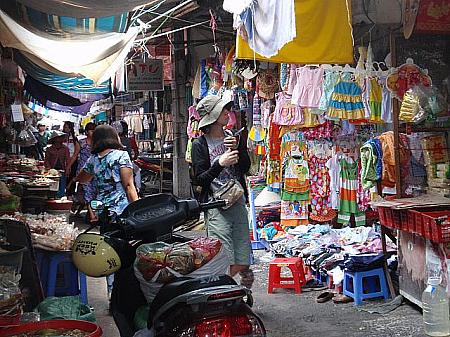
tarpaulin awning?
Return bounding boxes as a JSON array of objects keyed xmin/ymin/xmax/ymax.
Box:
[
  {"xmin": 24, "ymin": 76, "xmax": 84, "ymax": 107},
  {"xmin": 0, "ymin": 8, "xmax": 139, "ymax": 83},
  {"xmin": 14, "ymin": 51, "xmax": 111, "ymax": 94},
  {"xmin": 236, "ymin": 0, "xmax": 354, "ymax": 64},
  {"xmin": 0, "ymin": 1, "xmax": 128, "ymax": 35},
  {"xmin": 9, "ymin": 0, "xmax": 161, "ymax": 18}
]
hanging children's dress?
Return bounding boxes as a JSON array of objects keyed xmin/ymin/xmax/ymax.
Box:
[
  {"xmin": 266, "ymin": 159, "xmax": 282, "ymax": 192},
  {"xmin": 338, "ymin": 158, "xmax": 366, "ymax": 226},
  {"xmin": 291, "ymin": 67, "xmax": 324, "ymax": 108},
  {"xmin": 187, "ymin": 106, "xmax": 201, "ymax": 139},
  {"xmin": 368, "ymin": 77, "xmax": 383, "ymax": 123},
  {"xmin": 327, "ymin": 75, "xmax": 365, "ymax": 120},
  {"xmin": 280, "ymin": 131, "xmax": 309, "ymax": 227},
  {"xmin": 318, "ymin": 69, "xmax": 340, "ymax": 111},
  {"xmin": 308, "ymin": 154, "xmax": 337, "ymax": 222},
  {"xmin": 249, "ymin": 94, "xmax": 267, "ymax": 142},
  {"xmin": 380, "ymin": 76, "xmax": 393, "ymax": 123},
  {"xmin": 272, "ymin": 92, "xmax": 304, "ymax": 126}
]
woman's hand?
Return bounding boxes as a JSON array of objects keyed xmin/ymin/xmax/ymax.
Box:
[
  {"xmin": 65, "ymin": 165, "xmax": 71, "ymax": 177},
  {"xmin": 224, "ymin": 136, "xmax": 238, "ymax": 150},
  {"xmin": 219, "ymin": 149, "xmax": 239, "ymax": 167}
]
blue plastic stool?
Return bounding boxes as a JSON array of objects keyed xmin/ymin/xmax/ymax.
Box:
[
  {"xmin": 343, "ymin": 267, "xmax": 389, "ymax": 305},
  {"xmin": 35, "ymin": 250, "xmax": 88, "ymax": 304}
]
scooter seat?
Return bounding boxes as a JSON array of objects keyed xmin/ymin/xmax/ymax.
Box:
[
  {"xmin": 148, "ymin": 274, "xmax": 237, "ymax": 325},
  {"xmin": 138, "ymin": 155, "xmax": 159, "ymax": 164}
]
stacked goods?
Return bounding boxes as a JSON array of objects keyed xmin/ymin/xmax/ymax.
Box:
[
  {"xmin": 422, "ymin": 135, "xmax": 450, "ymax": 195},
  {"xmin": 6, "ymin": 158, "xmax": 43, "ymax": 174},
  {"xmin": 0, "ymin": 266, "xmax": 23, "ymax": 325},
  {"xmin": 0, "ymin": 182, "xmax": 20, "ymax": 212},
  {"xmin": 134, "ymin": 237, "xmax": 228, "ymax": 303},
  {"xmin": 135, "ymin": 238, "xmax": 223, "ymax": 283},
  {"xmin": 0, "ymin": 213, "xmax": 79, "ymax": 251}
]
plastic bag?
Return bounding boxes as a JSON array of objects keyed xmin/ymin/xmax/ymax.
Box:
[
  {"xmin": 134, "ymin": 246, "xmax": 229, "ymax": 304},
  {"xmin": 17, "ymin": 128, "xmax": 37, "ymax": 147},
  {"xmin": 165, "ymin": 244, "xmax": 195, "ymax": 277},
  {"xmin": 135, "ymin": 242, "xmax": 171, "ymax": 281},
  {"xmin": 399, "ymin": 85, "xmax": 448, "ymax": 123},
  {"xmin": 189, "ymin": 237, "xmax": 222, "ymax": 268},
  {"xmin": 36, "ymin": 296, "xmax": 96, "ymax": 322},
  {"xmin": 399, "ymin": 88, "xmax": 420, "ymax": 122},
  {"xmin": 133, "ymin": 327, "xmax": 155, "ymax": 337}
]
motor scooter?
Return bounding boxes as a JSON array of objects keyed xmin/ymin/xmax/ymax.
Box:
[
  {"xmin": 72, "ymin": 194, "xmax": 266, "ymax": 337},
  {"xmin": 134, "ymin": 155, "xmax": 173, "ymax": 195}
]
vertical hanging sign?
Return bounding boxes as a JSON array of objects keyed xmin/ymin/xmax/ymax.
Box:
[{"xmin": 127, "ymin": 59, "xmax": 164, "ymax": 91}]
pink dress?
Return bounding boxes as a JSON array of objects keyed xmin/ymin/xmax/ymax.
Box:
[
  {"xmin": 291, "ymin": 67, "xmax": 324, "ymax": 108},
  {"xmin": 272, "ymin": 92, "xmax": 304, "ymax": 126}
]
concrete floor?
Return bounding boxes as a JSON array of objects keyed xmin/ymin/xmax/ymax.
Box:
[{"xmin": 87, "ymin": 249, "xmax": 425, "ymax": 337}]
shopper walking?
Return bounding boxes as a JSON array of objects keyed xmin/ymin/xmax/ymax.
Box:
[
  {"xmin": 68, "ymin": 122, "xmax": 97, "ymax": 221},
  {"xmin": 35, "ymin": 122, "xmax": 50, "ymax": 160},
  {"xmin": 73, "ymin": 125, "xmax": 139, "ymax": 297},
  {"xmin": 63, "ymin": 121, "xmax": 80, "ymax": 196},
  {"xmin": 191, "ymin": 95, "xmax": 252, "ymax": 279}
]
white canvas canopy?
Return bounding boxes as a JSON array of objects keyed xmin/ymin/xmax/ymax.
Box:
[{"xmin": 0, "ymin": 9, "xmax": 139, "ymax": 83}]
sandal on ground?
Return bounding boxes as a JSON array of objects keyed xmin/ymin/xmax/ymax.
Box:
[
  {"xmin": 316, "ymin": 291, "xmax": 335, "ymax": 303},
  {"xmin": 303, "ymin": 279, "xmax": 324, "ymax": 289},
  {"xmin": 333, "ymin": 294, "xmax": 353, "ymax": 304}
]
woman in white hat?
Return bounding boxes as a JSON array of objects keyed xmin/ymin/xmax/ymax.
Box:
[{"xmin": 191, "ymin": 95, "xmax": 252, "ymax": 282}]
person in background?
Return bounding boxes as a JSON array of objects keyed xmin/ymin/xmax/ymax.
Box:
[
  {"xmin": 68, "ymin": 122, "xmax": 97, "ymax": 221},
  {"xmin": 63, "ymin": 121, "xmax": 80, "ymax": 196},
  {"xmin": 113, "ymin": 120, "xmax": 139, "ymax": 160},
  {"xmin": 73, "ymin": 125, "xmax": 139, "ymax": 297},
  {"xmin": 191, "ymin": 95, "xmax": 253, "ymax": 287},
  {"xmin": 45, "ymin": 130, "xmax": 70, "ymax": 198},
  {"xmin": 35, "ymin": 122, "xmax": 50, "ymax": 160},
  {"xmin": 113, "ymin": 120, "xmax": 141, "ymax": 193}
]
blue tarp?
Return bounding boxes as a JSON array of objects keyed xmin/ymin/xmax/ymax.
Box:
[
  {"xmin": 14, "ymin": 51, "xmax": 111, "ymax": 94},
  {"xmin": 0, "ymin": 1, "xmax": 128, "ymax": 35}
]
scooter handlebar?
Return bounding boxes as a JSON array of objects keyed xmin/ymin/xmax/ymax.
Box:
[{"xmin": 200, "ymin": 200, "xmax": 227, "ymax": 210}]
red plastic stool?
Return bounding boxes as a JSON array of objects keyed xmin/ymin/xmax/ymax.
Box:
[{"xmin": 268, "ymin": 257, "xmax": 306, "ymax": 294}]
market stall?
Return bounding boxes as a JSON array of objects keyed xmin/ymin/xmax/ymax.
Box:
[{"xmin": 184, "ymin": 0, "xmax": 450, "ymax": 306}]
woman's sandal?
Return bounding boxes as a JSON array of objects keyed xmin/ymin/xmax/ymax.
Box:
[
  {"xmin": 332, "ymin": 294, "xmax": 354, "ymax": 304},
  {"xmin": 316, "ymin": 291, "xmax": 335, "ymax": 303},
  {"xmin": 302, "ymin": 279, "xmax": 328, "ymax": 292}
]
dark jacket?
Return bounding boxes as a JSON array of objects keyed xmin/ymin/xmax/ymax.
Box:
[{"xmin": 191, "ymin": 134, "xmax": 251, "ymax": 203}]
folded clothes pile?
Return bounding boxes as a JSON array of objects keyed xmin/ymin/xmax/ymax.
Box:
[{"xmin": 268, "ymin": 224, "xmax": 397, "ymax": 285}]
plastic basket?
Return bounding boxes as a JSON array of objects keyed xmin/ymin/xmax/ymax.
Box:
[
  {"xmin": 421, "ymin": 211, "xmax": 450, "ymax": 243},
  {"xmin": 1, "ymin": 319, "xmax": 102, "ymax": 336},
  {"xmin": 0, "ymin": 311, "xmax": 21, "ymax": 327},
  {"xmin": 406, "ymin": 210, "xmax": 416, "ymax": 233},
  {"xmin": 409, "ymin": 210, "xmax": 424, "ymax": 237},
  {"xmin": 378, "ymin": 207, "xmax": 403, "ymax": 230},
  {"xmin": 377, "ymin": 207, "xmax": 391, "ymax": 228},
  {"xmin": 400, "ymin": 211, "xmax": 410, "ymax": 232}
]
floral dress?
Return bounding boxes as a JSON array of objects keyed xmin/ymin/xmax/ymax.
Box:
[
  {"xmin": 76, "ymin": 138, "xmax": 96, "ymax": 203},
  {"xmin": 83, "ymin": 149, "xmax": 133, "ymax": 216},
  {"xmin": 308, "ymin": 155, "xmax": 336, "ymax": 222}
]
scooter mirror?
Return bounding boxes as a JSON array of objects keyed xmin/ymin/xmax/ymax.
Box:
[{"xmin": 90, "ymin": 200, "xmax": 104, "ymax": 211}]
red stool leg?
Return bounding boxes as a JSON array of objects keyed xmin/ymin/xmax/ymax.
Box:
[
  {"xmin": 268, "ymin": 264, "xmax": 278, "ymax": 294},
  {"xmin": 288, "ymin": 264, "xmax": 302, "ymax": 294},
  {"xmin": 296, "ymin": 259, "xmax": 307, "ymax": 285}
]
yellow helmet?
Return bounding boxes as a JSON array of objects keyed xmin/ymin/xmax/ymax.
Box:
[{"xmin": 72, "ymin": 233, "xmax": 123, "ymax": 277}]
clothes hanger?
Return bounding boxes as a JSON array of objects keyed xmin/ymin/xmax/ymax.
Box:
[
  {"xmin": 321, "ymin": 64, "xmax": 333, "ymax": 70},
  {"xmin": 343, "ymin": 64, "xmax": 356, "ymax": 74}
]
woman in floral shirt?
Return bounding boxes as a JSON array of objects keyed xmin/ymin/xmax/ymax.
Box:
[
  {"xmin": 74, "ymin": 125, "xmax": 138, "ymax": 225},
  {"xmin": 74, "ymin": 125, "xmax": 138, "ymax": 297}
]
